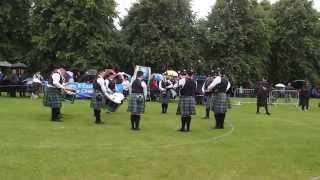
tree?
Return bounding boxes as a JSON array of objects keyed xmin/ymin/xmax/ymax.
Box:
[
  {"xmin": 30, "ymin": 0, "xmax": 118, "ymax": 71},
  {"xmin": 270, "ymin": 0, "xmax": 320, "ymax": 83},
  {"xmin": 0, "ymin": 0, "xmax": 31, "ymax": 63},
  {"xmin": 206, "ymin": 0, "xmax": 273, "ymax": 86},
  {"xmin": 121, "ymin": 0, "xmax": 199, "ymax": 72}
]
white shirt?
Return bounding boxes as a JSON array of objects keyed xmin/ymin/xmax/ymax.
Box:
[
  {"xmin": 207, "ymin": 76, "xmax": 231, "ymax": 91},
  {"xmin": 33, "ymin": 73, "xmax": 43, "ymax": 84},
  {"xmin": 104, "ymin": 78, "xmax": 114, "ymax": 93},
  {"xmin": 97, "ymin": 76, "xmax": 108, "ymax": 96},
  {"xmin": 173, "ymin": 76, "xmax": 187, "ymax": 89},
  {"xmin": 47, "ymin": 73, "xmax": 64, "ymax": 89},
  {"xmin": 159, "ymin": 79, "xmax": 173, "ymax": 91}
]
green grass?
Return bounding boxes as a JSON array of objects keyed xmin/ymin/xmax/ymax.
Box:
[{"xmin": 0, "ymin": 96, "xmax": 319, "ymax": 180}]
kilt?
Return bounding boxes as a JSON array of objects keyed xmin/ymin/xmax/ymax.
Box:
[
  {"xmin": 160, "ymin": 90, "xmax": 170, "ymax": 104},
  {"xmin": 127, "ymin": 93, "xmax": 145, "ymax": 114},
  {"xmin": 90, "ymin": 91, "xmax": 106, "ymax": 110},
  {"xmin": 211, "ymin": 93, "xmax": 228, "ymax": 113},
  {"xmin": 179, "ymin": 96, "xmax": 196, "ymax": 116},
  {"xmin": 257, "ymin": 95, "xmax": 268, "ymax": 107},
  {"xmin": 203, "ymin": 95, "xmax": 212, "ymax": 109},
  {"xmin": 43, "ymin": 87, "xmax": 63, "ymax": 108}
]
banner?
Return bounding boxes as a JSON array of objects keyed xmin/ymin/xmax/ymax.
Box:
[
  {"xmin": 67, "ymin": 82, "xmax": 125, "ymax": 99},
  {"xmin": 67, "ymin": 82, "xmax": 93, "ymax": 99},
  {"xmin": 132, "ymin": 65, "xmax": 152, "ymax": 84}
]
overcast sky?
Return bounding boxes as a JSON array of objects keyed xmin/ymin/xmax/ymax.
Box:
[{"xmin": 116, "ymin": 0, "xmax": 320, "ymax": 20}]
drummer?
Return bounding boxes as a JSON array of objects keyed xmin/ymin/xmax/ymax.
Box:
[
  {"xmin": 43, "ymin": 67, "xmax": 67, "ymax": 122},
  {"xmin": 128, "ymin": 71, "xmax": 147, "ymax": 130},
  {"xmin": 159, "ymin": 75, "xmax": 173, "ymax": 113},
  {"xmin": 105, "ymin": 71, "xmax": 116, "ymax": 94},
  {"xmin": 90, "ymin": 69, "xmax": 108, "ymax": 124}
]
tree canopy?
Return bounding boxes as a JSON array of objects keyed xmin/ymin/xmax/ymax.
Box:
[{"xmin": 0, "ymin": 0, "xmax": 320, "ymax": 85}]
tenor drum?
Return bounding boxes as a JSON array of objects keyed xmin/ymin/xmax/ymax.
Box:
[
  {"xmin": 105, "ymin": 92, "xmax": 125, "ymax": 112},
  {"xmin": 63, "ymin": 88, "xmax": 76, "ymax": 104}
]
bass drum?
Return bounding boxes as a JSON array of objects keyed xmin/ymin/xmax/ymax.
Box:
[{"xmin": 105, "ymin": 92, "xmax": 125, "ymax": 112}]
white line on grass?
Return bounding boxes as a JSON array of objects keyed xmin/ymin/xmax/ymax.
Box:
[
  {"xmin": 0, "ymin": 120, "xmax": 235, "ymax": 150},
  {"xmin": 310, "ymin": 176, "xmax": 320, "ymax": 180},
  {"xmin": 152, "ymin": 120, "xmax": 235, "ymax": 149}
]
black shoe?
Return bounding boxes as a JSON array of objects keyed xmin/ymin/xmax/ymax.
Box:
[
  {"xmin": 178, "ymin": 128, "xmax": 185, "ymax": 132},
  {"xmin": 52, "ymin": 119, "xmax": 63, "ymax": 122},
  {"xmin": 266, "ymin": 113, "xmax": 271, "ymax": 115},
  {"xmin": 95, "ymin": 121, "xmax": 104, "ymax": 124}
]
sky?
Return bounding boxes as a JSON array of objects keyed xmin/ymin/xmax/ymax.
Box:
[{"xmin": 116, "ymin": 0, "xmax": 320, "ymax": 20}]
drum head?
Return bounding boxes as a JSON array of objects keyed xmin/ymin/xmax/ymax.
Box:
[{"xmin": 106, "ymin": 92, "xmax": 124, "ymax": 104}]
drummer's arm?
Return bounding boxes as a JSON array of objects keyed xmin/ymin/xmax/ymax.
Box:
[
  {"xmin": 167, "ymin": 81, "xmax": 174, "ymax": 89},
  {"xmin": 97, "ymin": 78, "xmax": 108, "ymax": 96},
  {"xmin": 202, "ymin": 82, "xmax": 206, "ymax": 93},
  {"xmin": 141, "ymin": 81, "xmax": 148, "ymax": 99},
  {"xmin": 227, "ymin": 82, "xmax": 231, "ymax": 91},
  {"xmin": 159, "ymin": 81, "xmax": 165, "ymax": 91},
  {"xmin": 105, "ymin": 79, "xmax": 112, "ymax": 93}
]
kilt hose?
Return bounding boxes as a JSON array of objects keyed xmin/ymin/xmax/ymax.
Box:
[
  {"xmin": 127, "ymin": 93, "xmax": 145, "ymax": 114},
  {"xmin": 160, "ymin": 91, "xmax": 170, "ymax": 104},
  {"xmin": 179, "ymin": 96, "xmax": 196, "ymax": 117},
  {"xmin": 43, "ymin": 87, "xmax": 63, "ymax": 108},
  {"xmin": 211, "ymin": 93, "xmax": 228, "ymax": 114},
  {"xmin": 90, "ymin": 91, "xmax": 106, "ymax": 110}
]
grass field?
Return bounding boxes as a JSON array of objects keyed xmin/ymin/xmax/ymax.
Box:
[{"xmin": 0, "ymin": 96, "xmax": 319, "ymax": 180}]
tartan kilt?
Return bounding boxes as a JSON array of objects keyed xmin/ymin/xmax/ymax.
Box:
[
  {"xmin": 257, "ymin": 95, "xmax": 268, "ymax": 107},
  {"xmin": 211, "ymin": 93, "xmax": 228, "ymax": 113},
  {"xmin": 160, "ymin": 91, "xmax": 170, "ymax": 104},
  {"xmin": 203, "ymin": 95, "xmax": 212, "ymax": 109},
  {"xmin": 127, "ymin": 93, "xmax": 145, "ymax": 114},
  {"xmin": 43, "ymin": 87, "xmax": 63, "ymax": 108},
  {"xmin": 179, "ymin": 96, "xmax": 196, "ymax": 116},
  {"xmin": 90, "ymin": 91, "xmax": 106, "ymax": 110}
]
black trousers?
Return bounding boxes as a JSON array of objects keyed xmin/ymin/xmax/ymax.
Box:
[
  {"xmin": 301, "ymin": 97, "xmax": 310, "ymax": 110},
  {"xmin": 94, "ymin": 109, "xmax": 101, "ymax": 123}
]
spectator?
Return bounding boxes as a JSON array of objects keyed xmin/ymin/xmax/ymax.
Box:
[
  {"xmin": 66, "ymin": 70, "xmax": 74, "ymax": 83},
  {"xmin": 0, "ymin": 70, "xmax": 4, "ymax": 81},
  {"xmin": 149, "ymin": 76, "xmax": 159, "ymax": 101},
  {"xmin": 122, "ymin": 75, "xmax": 130, "ymax": 98},
  {"xmin": 7, "ymin": 69, "xmax": 19, "ymax": 97},
  {"xmin": 31, "ymin": 71, "xmax": 43, "ymax": 99},
  {"xmin": 18, "ymin": 69, "xmax": 27, "ymax": 97}
]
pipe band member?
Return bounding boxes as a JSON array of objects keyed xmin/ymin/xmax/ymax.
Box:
[
  {"xmin": 176, "ymin": 70, "xmax": 197, "ymax": 132},
  {"xmin": 256, "ymin": 78, "xmax": 271, "ymax": 115},
  {"xmin": 159, "ymin": 76, "xmax": 173, "ymax": 113},
  {"xmin": 207, "ymin": 70, "xmax": 231, "ymax": 129},
  {"xmin": 90, "ymin": 69, "xmax": 109, "ymax": 124},
  {"xmin": 43, "ymin": 68, "xmax": 66, "ymax": 122},
  {"xmin": 202, "ymin": 70, "xmax": 215, "ymax": 119},
  {"xmin": 127, "ymin": 71, "xmax": 147, "ymax": 130}
]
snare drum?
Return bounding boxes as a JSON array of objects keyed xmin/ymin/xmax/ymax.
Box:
[{"xmin": 105, "ymin": 92, "xmax": 125, "ymax": 112}]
